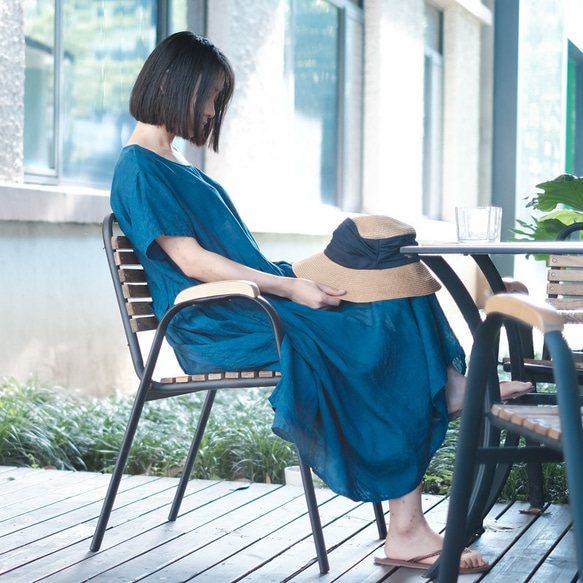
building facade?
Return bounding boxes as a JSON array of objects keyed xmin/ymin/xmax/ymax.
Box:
[{"xmin": 0, "ymin": 0, "xmax": 581, "ymax": 394}]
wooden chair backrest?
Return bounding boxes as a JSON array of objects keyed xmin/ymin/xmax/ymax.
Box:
[
  {"xmin": 546, "ymin": 255, "xmax": 583, "ymax": 315},
  {"xmin": 111, "ymin": 235, "xmax": 159, "ymax": 334}
]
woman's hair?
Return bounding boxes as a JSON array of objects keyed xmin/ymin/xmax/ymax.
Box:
[{"xmin": 129, "ymin": 31, "xmax": 235, "ymax": 151}]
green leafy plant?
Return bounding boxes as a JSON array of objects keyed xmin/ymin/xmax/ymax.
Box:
[
  {"xmin": 512, "ymin": 174, "xmax": 583, "ymax": 257},
  {"xmin": 0, "ymin": 377, "xmax": 568, "ymax": 502},
  {"xmin": 0, "ymin": 378, "xmax": 298, "ymax": 483}
]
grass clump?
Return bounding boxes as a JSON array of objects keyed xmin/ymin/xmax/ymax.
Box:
[
  {"xmin": 0, "ymin": 377, "xmax": 568, "ymax": 503},
  {"xmin": 0, "ymin": 378, "xmax": 297, "ymax": 483}
]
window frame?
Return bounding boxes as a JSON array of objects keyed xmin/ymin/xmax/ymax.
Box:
[
  {"xmin": 566, "ymin": 40, "xmax": 583, "ymax": 176},
  {"xmin": 289, "ymin": 0, "xmax": 364, "ymax": 211},
  {"xmin": 23, "ymin": 0, "xmax": 173, "ymax": 186}
]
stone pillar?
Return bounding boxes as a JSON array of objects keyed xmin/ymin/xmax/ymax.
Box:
[
  {"xmin": 362, "ymin": 0, "xmax": 426, "ymax": 218},
  {"xmin": 441, "ymin": 5, "xmax": 483, "ymax": 221},
  {"xmin": 204, "ymin": 0, "xmax": 290, "ymax": 217},
  {"xmin": 0, "ymin": 1, "xmax": 25, "ymax": 182}
]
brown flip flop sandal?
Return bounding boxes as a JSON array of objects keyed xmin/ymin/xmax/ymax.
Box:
[{"xmin": 374, "ymin": 548, "xmax": 489, "ymax": 574}]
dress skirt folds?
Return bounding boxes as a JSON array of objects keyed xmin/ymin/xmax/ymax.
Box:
[{"xmin": 111, "ymin": 145, "xmax": 465, "ymax": 503}]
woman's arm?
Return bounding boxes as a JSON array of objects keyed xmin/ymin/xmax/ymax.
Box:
[{"xmin": 156, "ymin": 235, "xmax": 345, "ymax": 309}]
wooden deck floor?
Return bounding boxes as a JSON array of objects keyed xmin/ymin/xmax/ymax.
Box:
[{"xmin": 0, "ymin": 465, "xmax": 578, "ymax": 582}]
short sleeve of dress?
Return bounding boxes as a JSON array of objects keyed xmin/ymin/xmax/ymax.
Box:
[{"xmin": 111, "ymin": 148, "xmax": 196, "ymax": 259}]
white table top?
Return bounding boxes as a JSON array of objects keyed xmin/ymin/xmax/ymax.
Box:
[{"xmin": 400, "ymin": 241, "xmax": 583, "ymax": 255}]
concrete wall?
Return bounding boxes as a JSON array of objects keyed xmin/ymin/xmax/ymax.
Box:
[
  {"xmin": 0, "ymin": 215, "xmax": 329, "ymax": 396},
  {"xmin": 0, "ymin": 0, "xmax": 24, "ymax": 181},
  {"xmin": 362, "ymin": 0, "xmax": 425, "ymax": 218},
  {"xmin": 0, "ymin": 0, "xmax": 497, "ymax": 395}
]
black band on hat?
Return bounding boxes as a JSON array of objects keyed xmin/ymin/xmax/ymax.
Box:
[{"xmin": 323, "ymin": 218, "xmax": 419, "ymax": 270}]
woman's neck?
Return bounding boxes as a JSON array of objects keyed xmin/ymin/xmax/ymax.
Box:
[{"xmin": 126, "ymin": 122, "xmax": 189, "ymax": 165}]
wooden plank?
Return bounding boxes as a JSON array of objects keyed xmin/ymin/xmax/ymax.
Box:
[
  {"xmin": 548, "ymin": 255, "xmax": 583, "ymax": 268},
  {"xmin": 121, "ymin": 283, "xmax": 151, "ymax": 299},
  {"xmin": 135, "ymin": 489, "xmax": 347, "ymax": 582},
  {"xmin": 0, "ymin": 477, "xmax": 242, "ymax": 581},
  {"xmin": 547, "ymin": 297, "xmax": 583, "ymax": 311},
  {"xmin": 126, "ymin": 302, "xmax": 154, "ymax": 317},
  {"xmin": 0, "ymin": 467, "xmax": 577, "ymax": 582},
  {"xmin": 0, "ymin": 467, "xmax": 79, "ymax": 497},
  {"xmin": 491, "ymin": 404, "xmax": 565, "ymax": 441},
  {"xmin": 111, "ymin": 235, "xmax": 132, "ymax": 250},
  {"xmin": 117, "ymin": 268, "xmax": 147, "ymax": 284},
  {"xmin": 231, "ymin": 496, "xmax": 384, "ymax": 582},
  {"xmin": 36, "ymin": 482, "xmax": 311, "ymax": 582},
  {"xmin": 286, "ymin": 495, "xmax": 448, "ymax": 583},
  {"xmin": 113, "ymin": 250, "xmax": 138, "ymax": 265},
  {"xmin": 546, "ymin": 283, "xmax": 583, "ymax": 297},
  {"xmin": 161, "ymin": 370, "xmax": 281, "ymax": 384},
  {"xmin": 0, "ymin": 473, "xmax": 170, "ymax": 545},
  {"xmin": 528, "ymin": 526, "xmax": 579, "ymax": 582},
  {"xmin": 0, "ymin": 471, "xmax": 107, "ymax": 518},
  {"xmin": 129, "ymin": 316, "xmax": 158, "ymax": 333},
  {"xmin": 548, "ymin": 267, "xmax": 583, "ymax": 282},
  {"xmin": 480, "ymin": 503, "xmax": 573, "ymax": 581}
]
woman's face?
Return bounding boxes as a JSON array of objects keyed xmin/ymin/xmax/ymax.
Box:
[{"xmin": 190, "ymin": 74, "xmax": 225, "ymax": 137}]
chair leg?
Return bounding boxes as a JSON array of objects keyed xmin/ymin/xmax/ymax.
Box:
[
  {"xmin": 373, "ymin": 502, "xmax": 387, "ymax": 539},
  {"xmin": 525, "ymin": 441, "xmax": 545, "ymax": 511},
  {"xmin": 168, "ymin": 390, "xmax": 217, "ymax": 521},
  {"xmin": 90, "ymin": 397, "xmax": 147, "ymax": 552},
  {"xmin": 298, "ymin": 459, "xmax": 329, "ymax": 574}
]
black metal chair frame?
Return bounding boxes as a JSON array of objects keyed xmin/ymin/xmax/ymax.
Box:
[
  {"xmin": 90, "ymin": 213, "xmax": 387, "ymax": 574},
  {"xmin": 432, "ymin": 293, "xmax": 583, "ymax": 581}
]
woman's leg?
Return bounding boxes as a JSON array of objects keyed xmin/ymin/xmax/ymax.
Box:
[
  {"xmin": 445, "ymin": 366, "xmax": 532, "ymax": 418},
  {"xmin": 380, "ymin": 484, "xmax": 488, "ymax": 570}
]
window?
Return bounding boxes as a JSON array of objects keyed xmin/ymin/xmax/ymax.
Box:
[
  {"xmin": 288, "ymin": 0, "xmax": 364, "ymax": 210},
  {"xmin": 23, "ymin": 0, "xmax": 175, "ymax": 188},
  {"xmin": 422, "ymin": 1, "xmax": 444, "ymax": 220}
]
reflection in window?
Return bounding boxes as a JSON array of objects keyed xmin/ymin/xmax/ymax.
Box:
[
  {"xmin": 24, "ymin": 0, "xmax": 158, "ymax": 187},
  {"xmin": 289, "ymin": 0, "xmax": 364, "ymax": 210},
  {"xmin": 24, "ymin": 1, "xmax": 55, "ymax": 173}
]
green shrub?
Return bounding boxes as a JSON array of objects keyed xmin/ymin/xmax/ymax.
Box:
[
  {"xmin": 0, "ymin": 378, "xmax": 297, "ymax": 483},
  {"xmin": 0, "ymin": 378, "xmax": 567, "ymax": 502}
]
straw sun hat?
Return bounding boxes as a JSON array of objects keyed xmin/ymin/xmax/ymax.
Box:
[{"xmin": 292, "ymin": 215, "xmax": 440, "ymax": 303}]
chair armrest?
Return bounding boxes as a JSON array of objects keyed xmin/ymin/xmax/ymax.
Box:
[
  {"xmin": 174, "ymin": 280, "xmax": 260, "ymax": 304},
  {"xmin": 150, "ymin": 279, "xmax": 283, "ymax": 368},
  {"xmin": 485, "ymin": 293, "xmax": 564, "ymax": 334}
]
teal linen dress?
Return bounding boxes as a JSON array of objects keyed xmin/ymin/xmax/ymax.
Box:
[{"xmin": 111, "ymin": 145, "xmax": 465, "ymax": 502}]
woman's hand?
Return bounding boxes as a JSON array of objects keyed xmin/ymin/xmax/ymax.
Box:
[{"xmin": 287, "ymin": 278, "xmax": 345, "ymax": 309}]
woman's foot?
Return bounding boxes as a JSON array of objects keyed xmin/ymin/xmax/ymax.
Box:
[
  {"xmin": 445, "ymin": 366, "xmax": 533, "ymax": 420},
  {"xmin": 499, "ymin": 380, "xmax": 534, "ymax": 400},
  {"xmin": 380, "ymin": 508, "xmax": 488, "ymax": 573}
]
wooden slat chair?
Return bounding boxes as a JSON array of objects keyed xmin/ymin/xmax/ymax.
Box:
[
  {"xmin": 500, "ymin": 232, "xmax": 583, "ymax": 512},
  {"xmin": 434, "ymin": 294, "xmax": 583, "ymax": 582},
  {"xmin": 539, "ymin": 221, "xmax": 583, "ymax": 368},
  {"xmin": 546, "ymin": 253, "xmax": 583, "ymax": 322},
  {"xmin": 502, "ymin": 258, "xmax": 583, "ymax": 386},
  {"xmin": 504, "ymin": 225, "xmax": 583, "ymax": 386},
  {"xmin": 90, "ymin": 214, "xmax": 387, "ymax": 574}
]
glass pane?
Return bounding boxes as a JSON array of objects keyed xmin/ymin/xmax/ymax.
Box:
[
  {"xmin": 170, "ymin": 0, "xmax": 188, "ymax": 32},
  {"xmin": 61, "ymin": 0, "xmax": 157, "ymax": 186},
  {"xmin": 293, "ymin": 0, "xmax": 339, "ymax": 205},
  {"xmin": 24, "ymin": 0, "xmax": 56, "ymax": 172}
]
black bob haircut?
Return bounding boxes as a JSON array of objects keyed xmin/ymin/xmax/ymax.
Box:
[{"xmin": 129, "ymin": 31, "xmax": 235, "ymax": 152}]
